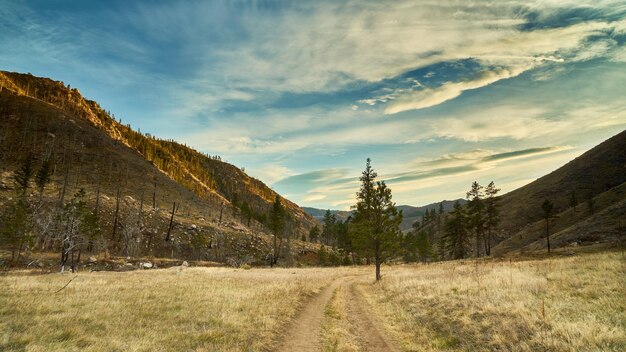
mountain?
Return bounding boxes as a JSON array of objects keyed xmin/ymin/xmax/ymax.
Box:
[
  {"xmin": 0, "ymin": 70, "xmax": 318, "ymax": 265},
  {"xmin": 491, "ymin": 129, "xmax": 626, "ymax": 254},
  {"xmin": 396, "ymin": 200, "xmax": 465, "ymax": 232},
  {"xmin": 390, "ymin": 130, "xmax": 625, "ymax": 258},
  {"xmin": 301, "ymin": 207, "xmax": 352, "ymax": 223},
  {"xmin": 303, "ymin": 199, "xmax": 465, "ymax": 232}
]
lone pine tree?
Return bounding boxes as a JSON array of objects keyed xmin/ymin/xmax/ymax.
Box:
[{"xmin": 350, "ymin": 158, "xmax": 402, "ymax": 281}]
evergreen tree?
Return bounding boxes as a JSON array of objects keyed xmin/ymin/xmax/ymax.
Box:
[
  {"xmin": 542, "ymin": 199, "xmax": 557, "ymax": 253},
  {"xmin": 442, "ymin": 201, "xmax": 470, "ymax": 259},
  {"xmin": 1, "ymin": 155, "xmax": 36, "ymax": 263},
  {"xmin": 0, "ymin": 198, "xmax": 32, "ymax": 263},
  {"xmin": 466, "ymin": 181, "xmax": 485, "ymax": 257},
  {"xmin": 309, "ymin": 225, "xmax": 320, "ymax": 243},
  {"xmin": 268, "ymin": 195, "xmax": 286, "ymax": 266},
  {"xmin": 415, "ymin": 230, "xmax": 433, "ymax": 261},
  {"xmin": 59, "ymin": 189, "xmax": 99, "ymax": 272},
  {"xmin": 350, "ymin": 158, "xmax": 402, "ymax": 281},
  {"xmin": 569, "ymin": 190, "xmax": 578, "ymax": 211},
  {"xmin": 484, "ymin": 181, "xmax": 500, "ymax": 256},
  {"xmin": 335, "ymin": 219, "xmax": 352, "ymax": 253},
  {"xmin": 321, "ymin": 210, "xmax": 337, "ymax": 245},
  {"xmin": 35, "ymin": 157, "xmax": 53, "ymax": 198},
  {"xmin": 13, "ymin": 153, "xmax": 34, "ymax": 195}
]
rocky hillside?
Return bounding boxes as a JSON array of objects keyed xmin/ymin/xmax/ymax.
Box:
[{"xmin": 0, "ymin": 70, "xmax": 319, "ymax": 266}]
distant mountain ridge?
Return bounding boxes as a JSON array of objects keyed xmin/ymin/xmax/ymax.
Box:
[{"xmin": 304, "ymin": 199, "xmax": 465, "ymax": 232}]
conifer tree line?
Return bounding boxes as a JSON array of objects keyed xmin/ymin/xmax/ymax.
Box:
[{"xmin": 303, "ymin": 163, "xmax": 505, "ymax": 269}]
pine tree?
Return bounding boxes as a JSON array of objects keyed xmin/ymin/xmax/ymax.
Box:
[
  {"xmin": 350, "ymin": 158, "xmax": 402, "ymax": 281},
  {"xmin": 35, "ymin": 157, "xmax": 53, "ymax": 198},
  {"xmin": 0, "ymin": 198, "xmax": 32, "ymax": 263},
  {"xmin": 442, "ymin": 201, "xmax": 470, "ymax": 260},
  {"xmin": 308, "ymin": 225, "xmax": 320, "ymax": 243},
  {"xmin": 569, "ymin": 190, "xmax": 578, "ymax": 211},
  {"xmin": 484, "ymin": 181, "xmax": 500, "ymax": 256},
  {"xmin": 13, "ymin": 153, "xmax": 34, "ymax": 195},
  {"xmin": 322, "ymin": 210, "xmax": 337, "ymax": 245},
  {"xmin": 416, "ymin": 230, "xmax": 433, "ymax": 261},
  {"xmin": 466, "ymin": 181, "xmax": 485, "ymax": 257},
  {"xmin": 542, "ymin": 200, "xmax": 557, "ymax": 253},
  {"xmin": 268, "ymin": 195, "xmax": 286, "ymax": 266}
]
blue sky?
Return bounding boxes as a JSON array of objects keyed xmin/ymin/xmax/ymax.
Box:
[{"xmin": 2, "ymin": 0, "xmax": 625, "ymax": 209}]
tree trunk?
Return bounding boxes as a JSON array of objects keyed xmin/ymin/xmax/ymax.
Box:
[
  {"xmin": 165, "ymin": 202, "xmax": 176, "ymax": 241},
  {"xmin": 375, "ymin": 255, "xmax": 381, "ymax": 282},
  {"xmin": 475, "ymin": 232, "xmax": 481, "ymax": 257},
  {"xmin": 375, "ymin": 241, "xmax": 381, "ymax": 281},
  {"xmin": 484, "ymin": 228, "xmax": 491, "ymax": 256},
  {"xmin": 546, "ymin": 218, "xmax": 551, "ymax": 253},
  {"xmin": 111, "ymin": 185, "xmax": 121, "ymax": 241},
  {"xmin": 152, "ymin": 178, "xmax": 156, "ymax": 210}
]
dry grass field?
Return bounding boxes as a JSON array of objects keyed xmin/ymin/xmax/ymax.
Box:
[
  {"xmin": 0, "ymin": 266, "xmax": 349, "ymax": 352},
  {"xmin": 365, "ymin": 251, "xmax": 626, "ymax": 351},
  {"xmin": 1, "ymin": 250, "xmax": 624, "ymax": 351}
]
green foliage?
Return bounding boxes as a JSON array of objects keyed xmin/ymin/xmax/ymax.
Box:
[
  {"xmin": 484, "ymin": 181, "xmax": 500, "ymax": 255},
  {"xmin": 569, "ymin": 190, "xmax": 578, "ymax": 209},
  {"xmin": 268, "ymin": 195, "xmax": 286, "ymax": 237},
  {"xmin": 13, "ymin": 153, "xmax": 34, "ymax": 194},
  {"xmin": 466, "ymin": 181, "xmax": 485, "ymax": 257},
  {"xmin": 542, "ymin": 199, "xmax": 557, "ymax": 253},
  {"xmin": 0, "ymin": 198, "xmax": 33, "ymax": 262},
  {"xmin": 59, "ymin": 188, "xmax": 100, "ymax": 267},
  {"xmin": 35, "ymin": 158, "xmax": 53, "ymax": 195},
  {"xmin": 322, "ymin": 210, "xmax": 336, "ymax": 245},
  {"xmin": 404, "ymin": 230, "xmax": 434, "ymax": 262},
  {"xmin": 309, "ymin": 225, "xmax": 320, "ymax": 243},
  {"xmin": 318, "ymin": 245, "xmax": 327, "ymax": 266},
  {"xmin": 442, "ymin": 201, "xmax": 470, "ymax": 260},
  {"xmin": 350, "ymin": 158, "xmax": 402, "ymax": 280}
]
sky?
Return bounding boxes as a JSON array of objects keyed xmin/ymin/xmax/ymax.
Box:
[{"xmin": 1, "ymin": 0, "xmax": 625, "ymax": 210}]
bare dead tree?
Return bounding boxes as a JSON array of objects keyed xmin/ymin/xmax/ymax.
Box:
[
  {"xmin": 111, "ymin": 180, "xmax": 121, "ymax": 241},
  {"xmin": 152, "ymin": 176, "xmax": 157, "ymax": 210},
  {"xmin": 165, "ymin": 201, "xmax": 177, "ymax": 242}
]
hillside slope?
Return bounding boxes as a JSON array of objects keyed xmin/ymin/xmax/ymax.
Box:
[
  {"xmin": 493, "ymin": 180, "xmax": 626, "ymax": 255},
  {"xmin": 489, "ymin": 129, "xmax": 626, "ymax": 254},
  {"xmin": 0, "ymin": 70, "xmax": 319, "ymax": 266},
  {"xmin": 496, "ymin": 130, "xmax": 626, "ymax": 236},
  {"xmin": 0, "ymin": 70, "xmax": 317, "ymax": 236}
]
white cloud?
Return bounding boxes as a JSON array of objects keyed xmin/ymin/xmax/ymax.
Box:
[
  {"xmin": 385, "ymin": 66, "xmax": 530, "ymax": 114},
  {"xmin": 250, "ymin": 164, "xmax": 294, "ymax": 184}
]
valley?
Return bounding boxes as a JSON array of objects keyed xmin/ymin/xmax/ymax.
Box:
[
  {"xmin": 1, "ymin": 248, "xmax": 623, "ymax": 351},
  {"xmin": 2, "ymin": 2, "xmax": 626, "ymax": 350}
]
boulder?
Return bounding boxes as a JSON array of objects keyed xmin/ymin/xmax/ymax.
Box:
[
  {"xmin": 141, "ymin": 262, "xmax": 153, "ymax": 269},
  {"xmin": 181, "ymin": 261, "xmax": 189, "ymax": 267},
  {"xmin": 87, "ymin": 256, "xmax": 97, "ymax": 264}
]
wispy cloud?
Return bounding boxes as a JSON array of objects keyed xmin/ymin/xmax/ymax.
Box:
[{"xmin": 2, "ymin": 0, "xmax": 625, "ymax": 209}]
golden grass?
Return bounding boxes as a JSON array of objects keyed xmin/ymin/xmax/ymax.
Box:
[
  {"xmin": 322, "ymin": 285, "xmax": 359, "ymax": 352},
  {"xmin": 0, "ymin": 266, "xmax": 344, "ymax": 352},
  {"xmin": 1, "ymin": 251, "xmax": 624, "ymax": 351},
  {"xmin": 363, "ymin": 252, "xmax": 626, "ymax": 351}
]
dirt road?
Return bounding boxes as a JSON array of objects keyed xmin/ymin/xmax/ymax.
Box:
[{"xmin": 277, "ymin": 275, "xmax": 399, "ymax": 352}]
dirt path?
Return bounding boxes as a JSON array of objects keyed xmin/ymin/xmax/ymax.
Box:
[
  {"xmin": 345, "ymin": 280, "xmax": 399, "ymax": 352},
  {"xmin": 277, "ymin": 278, "xmax": 344, "ymax": 352},
  {"xmin": 277, "ymin": 275, "xmax": 400, "ymax": 352}
]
